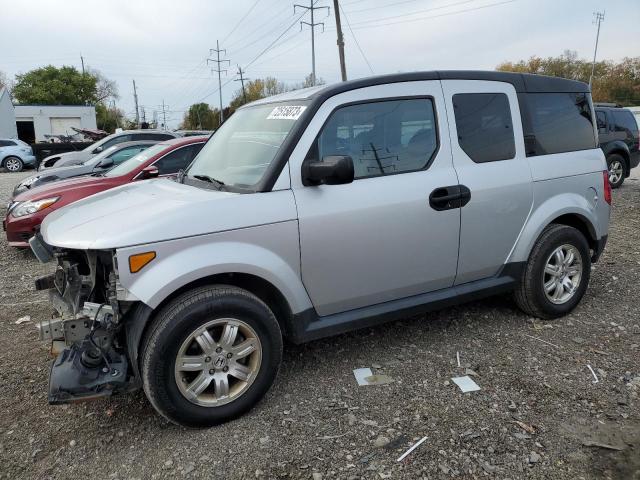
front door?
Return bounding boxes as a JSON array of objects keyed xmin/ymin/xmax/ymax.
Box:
[{"xmin": 291, "ymin": 82, "xmax": 461, "ymax": 316}]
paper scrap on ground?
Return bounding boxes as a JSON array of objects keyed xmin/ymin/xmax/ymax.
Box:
[
  {"xmin": 15, "ymin": 316, "xmax": 31, "ymax": 324},
  {"xmin": 397, "ymin": 435, "xmax": 428, "ymax": 462},
  {"xmin": 451, "ymin": 375, "xmax": 481, "ymax": 393},
  {"xmin": 353, "ymin": 368, "xmax": 393, "ymax": 386}
]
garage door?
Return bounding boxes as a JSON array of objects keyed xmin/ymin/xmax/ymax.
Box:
[{"xmin": 50, "ymin": 117, "xmax": 82, "ymax": 136}]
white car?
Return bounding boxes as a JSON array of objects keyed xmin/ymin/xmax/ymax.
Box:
[{"xmin": 0, "ymin": 138, "xmax": 36, "ymax": 172}]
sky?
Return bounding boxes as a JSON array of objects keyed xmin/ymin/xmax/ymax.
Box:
[{"xmin": 1, "ymin": 0, "xmax": 639, "ymax": 128}]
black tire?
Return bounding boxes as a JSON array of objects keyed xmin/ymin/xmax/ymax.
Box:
[
  {"xmin": 3, "ymin": 156, "xmax": 24, "ymax": 172},
  {"xmin": 141, "ymin": 285, "xmax": 283, "ymax": 428},
  {"xmin": 514, "ymin": 224, "xmax": 591, "ymax": 319},
  {"xmin": 606, "ymin": 154, "xmax": 626, "ymax": 189}
]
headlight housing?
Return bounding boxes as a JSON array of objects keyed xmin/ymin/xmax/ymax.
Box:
[{"xmin": 11, "ymin": 197, "xmax": 60, "ymax": 218}]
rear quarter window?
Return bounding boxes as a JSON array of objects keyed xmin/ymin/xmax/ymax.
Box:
[
  {"xmin": 522, "ymin": 92, "xmax": 596, "ymax": 156},
  {"xmin": 612, "ymin": 110, "xmax": 639, "ymax": 135}
]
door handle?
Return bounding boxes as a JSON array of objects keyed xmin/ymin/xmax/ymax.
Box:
[{"xmin": 429, "ymin": 185, "xmax": 471, "ymax": 211}]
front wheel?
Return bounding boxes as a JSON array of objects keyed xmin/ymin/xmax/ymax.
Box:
[
  {"xmin": 514, "ymin": 224, "xmax": 591, "ymax": 319},
  {"xmin": 607, "ymin": 154, "xmax": 626, "ymax": 189},
  {"xmin": 141, "ymin": 285, "xmax": 283, "ymax": 428},
  {"xmin": 3, "ymin": 156, "xmax": 24, "ymax": 172}
]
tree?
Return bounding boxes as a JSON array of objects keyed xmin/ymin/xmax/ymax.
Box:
[
  {"xmin": 496, "ymin": 51, "xmax": 640, "ymax": 105},
  {"xmin": 88, "ymin": 68, "xmax": 119, "ymax": 103},
  {"xmin": 0, "ymin": 70, "xmax": 12, "ymax": 93},
  {"xmin": 229, "ymin": 77, "xmax": 288, "ymax": 110},
  {"xmin": 180, "ymin": 103, "xmax": 218, "ymax": 130},
  {"xmin": 13, "ymin": 65, "xmax": 98, "ymax": 105},
  {"xmin": 96, "ymin": 103, "xmax": 125, "ymax": 133}
]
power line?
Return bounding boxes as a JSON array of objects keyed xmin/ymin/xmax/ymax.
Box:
[
  {"xmin": 294, "ymin": 1, "xmax": 330, "ymax": 86},
  {"xmin": 208, "ymin": 40, "xmax": 231, "ymax": 124},
  {"xmin": 221, "ymin": 0, "xmax": 263, "ymax": 45},
  {"xmin": 339, "ymin": 3, "xmax": 373, "ymax": 74}
]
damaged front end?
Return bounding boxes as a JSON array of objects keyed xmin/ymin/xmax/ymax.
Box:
[{"xmin": 31, "ymin": 234, "xmax": 133, "ymax": 404}]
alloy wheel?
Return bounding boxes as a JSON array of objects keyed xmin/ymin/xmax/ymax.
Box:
[
  {"xmin": 608, "ymin": 160, "xmax": 623, "ymax": 185},
  {"xmin": 174, "ymin": 318, "xmax": 262, "ymax": 407},
  {"xmin": 4, "ymin": 157, "xmax": 22, "ymax": 172},
  {"xmin": 542, "ymin": 244, "xmax": 583, "ymax": 305}
]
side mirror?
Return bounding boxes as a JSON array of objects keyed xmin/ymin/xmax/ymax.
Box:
[
  {"xmin": 93, "ymin": 146, "xmax": 104, "ymax": 154},
  {"xmin": 302, "ymin": 155, "xmax": 354, "ymax": 186},
  {"xmin": 140, "ymin": 165, "xmax": 159, "ymax": 179},
  {"xmin": 97, "ymin": 158, "xmax": 114, "ymax": 169}
]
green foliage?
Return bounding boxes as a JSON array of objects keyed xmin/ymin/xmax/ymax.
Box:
[
  {"xmin": 229, "ymin": 77, "xmax": 288, "ymax": 110},
  {"xmin": 180, "ymin": 103, "xmax": 218, "ymax": 130},
  {"xmin": 497, "ymin": 51, "xmax": 640, "ymax": 105},
  {"xmin": 12, "ymin": 65, "xmax": 99, "ymax": 105},
  {"xmin": 96, "ymin": 104, "xmax": 125, "ymax": 133}
]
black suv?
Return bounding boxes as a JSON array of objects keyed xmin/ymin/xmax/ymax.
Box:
[{"xmin": 595, "ymin": 104, "xmax": 640, "ymax": 188}]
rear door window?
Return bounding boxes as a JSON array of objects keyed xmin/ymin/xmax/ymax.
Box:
[
  {"xmin": 0, "ymin": 140, "xmax": 16, "ymax": 147},
  {"xmin": 452, "ymin": 93, "xmax": 515, "ymax": 163},
  {"xmin": 522, "ymin": 93, "xmax": 596, "ymax": 156}
]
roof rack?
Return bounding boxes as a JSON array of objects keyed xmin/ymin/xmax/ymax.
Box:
[{"xmin": 594, "ymin": 102, "xmax": 623, "ymax": 108}]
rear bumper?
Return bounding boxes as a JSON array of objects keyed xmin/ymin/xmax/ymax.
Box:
[
  {"xmin": 22, "ymin": 154, "xmax": 37, "ymax": 166},
  {"xmin": 592, "ymin": 234, "xmax": 608, "ymax": 263},
  {"xmin": 629, "ymin": 150, "xmax": 639, "ymax": 170}
]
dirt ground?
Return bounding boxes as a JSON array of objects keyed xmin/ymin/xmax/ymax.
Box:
[{"xmin": 0, "ymin": 168, "xmax": 638, "ymax": 480}]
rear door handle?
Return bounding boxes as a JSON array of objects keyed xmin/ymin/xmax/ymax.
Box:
[{"xmin": 429, "ymin": 185, "xmax": 471, "ymax": 211}]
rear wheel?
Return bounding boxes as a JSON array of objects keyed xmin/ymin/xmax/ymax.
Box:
[
  {"xmin": 141, "ymin": 285, "xmax": 282, "ymax": 428},
  {"xmin": 3, "ymin": 156, "xmax": 24, "ymax": 172},
  {"xmin": 607, "ymin": 154, "xmax": 626, "ymax": 189},
  {"xmin": 514, "ymin": 224, "xmax": 591, "ymax": 319}
]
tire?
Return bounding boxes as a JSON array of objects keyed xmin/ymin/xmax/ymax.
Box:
[
  {"xmin": 606, "ymin": 154, "xmax": 626, "ymax": 189},
  {"xmin": 141, "ymin": 285, "xmax": 283, "ymax": 428},
  {"xmin": 514, "ymin": 224, "xmax": 591, "ymax": 319},
  {"xmin": 3, "ymin": 156, "xmax": 24, "ymax": 172}
]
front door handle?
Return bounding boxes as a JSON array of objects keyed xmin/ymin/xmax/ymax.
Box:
[{"xmin": 429, "ymin": 185, "xmax": 471, "ymax": 211}]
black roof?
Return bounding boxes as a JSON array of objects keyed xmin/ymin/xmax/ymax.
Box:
[{"xmin": 308, "ymin": 71, "xmax": 590, "ymax": 100}]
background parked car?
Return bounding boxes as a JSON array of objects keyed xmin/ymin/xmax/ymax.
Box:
[
  {"xmin": 13, "ymin": 141, "xmax": 157, "ymax": 196},
  {"xmin": 38, "ymin": 130, "xmax": 179, "ymax": 170},
  {"xmin": 0, "ymin": 138, "xmax": 37, "ymax": 172},
  {"xmin": 595, "ymin": 104, "xmax": 640, "ymax": 188},
  {"xmin": 4, "ymin": 136, "xmax": 206, "ymax": 247},
  {"xmin": 174, "ymin": 130, "xmax": 214, "ymax": 137}
]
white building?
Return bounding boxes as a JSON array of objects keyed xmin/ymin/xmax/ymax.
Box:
[
  {"xmin": 14, "ymin": 104, "xmax": 97, "ymax": 143},
  {"xmin": 0, "ymin": 88, "xmax": 17, "ymax": 139}
]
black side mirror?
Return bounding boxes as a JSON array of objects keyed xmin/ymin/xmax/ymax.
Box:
[
  {"xmin": 97, "ymin": 158, "xmax": 114, "ymax": 169},
  {"xmin": 302, "ymin": 155, "xmax": 354, "ymax": 186}
]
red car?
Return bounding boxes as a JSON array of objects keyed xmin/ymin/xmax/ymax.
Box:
[{"xmin": 4, "ymin": 137, "xmax": 207, "ymax": 247}]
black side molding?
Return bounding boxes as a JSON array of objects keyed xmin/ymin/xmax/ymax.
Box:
[{"xmin": 286, "ymin": 262, "xmax": 525, "ymax": 344}]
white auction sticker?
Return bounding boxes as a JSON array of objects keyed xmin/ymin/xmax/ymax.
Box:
[{"xmin": 267, "ymin": 105, "xmax": 307, "ymax": 120}]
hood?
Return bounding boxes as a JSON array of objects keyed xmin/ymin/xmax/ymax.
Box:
[
  {"xmin": 13, "ymin": 174, "xmax": 121, "ymax": 202},
  {"xmin": 40, "ymin": 179, "xmax": 297, "ymax": 250},
  {"xmin": 41, "ymin": 151, "xmax": 92, "ymax": 169}
]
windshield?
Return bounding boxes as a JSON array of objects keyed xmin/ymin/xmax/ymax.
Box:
[
  {"xmin": 83, "ymin": 145, "xmax": 120, "ymax": 165},
  {"xmin": 105, "ymin": 143, "xmax": 167, "ymax": 177},
  {"xmin": 186, "ymin": 102, "xmax": 308, "ymax": 188}
]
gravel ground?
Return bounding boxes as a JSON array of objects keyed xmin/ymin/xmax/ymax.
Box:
[{"xmin": 0, "ymin": 168, "xmax": 638, "ymax": 480}]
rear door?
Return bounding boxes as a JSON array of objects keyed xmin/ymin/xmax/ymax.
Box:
[
  {"xmin": 291, "ymin": 81, "xmax": 461, "ymax": 316},
  {"xmin": 441, "ymin": 80, "xmax": 533, "ymax": 284}
]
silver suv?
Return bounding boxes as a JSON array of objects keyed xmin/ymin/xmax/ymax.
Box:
[{"xmin": 30, "ymin": 71, "xmax": 610, "ymax": 427}]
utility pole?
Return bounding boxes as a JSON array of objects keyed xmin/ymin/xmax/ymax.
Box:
[
  {"xmin": 208, "ymin": 40, "xmax": 230, "ymax": 125},
  {"xmin": 332, "ymin": 0, "xmax": 347, "ymax": 81},
  {"xmin": 589, "ymin": 11, "xmax": 605, "ymax": 89},
  {"xmin": 295, "ymin": 1, "xmax": 330, "ymax": 86},
  {"xmin": 235, "ymin": 65, "xmax": 249, "ymax": 104},
  {"xmin": 161, "ymin": 100, "xmax": 168, "ymax": 130},
  {"xmin": 80, "ymin": 54, "xmax": 85, "ymax": 75},
  {"xmin": 132, "ymin": 79, "xmax": 140, "ymax": 128}
]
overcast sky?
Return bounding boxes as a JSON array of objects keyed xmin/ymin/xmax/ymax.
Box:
[{"xmin": 2, "ymin": 0, "xmax": 639, "ymax": 128}]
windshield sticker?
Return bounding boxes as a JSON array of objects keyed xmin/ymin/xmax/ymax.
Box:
[{"xmin": 267, "ymin": 105, "xmax": 307, "ymax": 120}]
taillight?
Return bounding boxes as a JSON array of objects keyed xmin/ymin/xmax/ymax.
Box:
[{"xmin": 603, "ymin": 170, "xmax": 612, "ymax": 205}]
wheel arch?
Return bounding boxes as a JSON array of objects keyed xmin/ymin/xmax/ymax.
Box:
[
  {"xmin": 125, "ymin": 272, "xmax": 297, "ymax": 382},
  {"xmin": 508, "ymin": 197, "xmax": 601, "ymax": 266}
]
